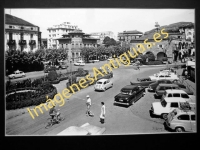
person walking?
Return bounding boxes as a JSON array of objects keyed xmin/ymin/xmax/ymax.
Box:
[
  {"xmin": 86, "ymin": 95, "xmax": 92, "ymax": 116},
  {"xmin": 100, "ymin": 102, "xmax": 105, "ymax": 124}
]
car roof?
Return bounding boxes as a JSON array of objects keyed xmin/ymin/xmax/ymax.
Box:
[
  {"xmin": 97, "ymin": 79, "xmax": 108, "ymax": 82},
  {"xmin": 165, "ymin": 89, "xmax": 187, "ymax": 94},
  {"xmin": 173, "ymin": 108, "xmax": 195, "ymax": 115},
  {"xmin": 164, "ymin": 98, "xmax": 188, "ymax": 102},
  {"xmin": 158, "ymin": 84, "xmax": 178, "ymax": 87},
  {"xmin": 122, "ymin": 85, "xmax": 137, "ymax": 90}
]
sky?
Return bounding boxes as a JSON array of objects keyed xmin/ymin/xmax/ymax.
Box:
[{"xmin": 5, "ymin": 9, "xmax": 195, "ymax": 39}]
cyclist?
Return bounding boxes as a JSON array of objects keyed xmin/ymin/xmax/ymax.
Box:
[{"xmin": 49, "ymin": 105, "xmax": 60, "ymax": 123}]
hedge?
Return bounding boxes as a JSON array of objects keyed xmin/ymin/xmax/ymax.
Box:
[{"xmin": 6, "ymin": 87, "xmax": 57, "ymax": 110}]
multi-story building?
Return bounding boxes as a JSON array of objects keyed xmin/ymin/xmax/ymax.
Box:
[
  {"xmin": 47, "ymin": 22, "xmax": 79, "ymax": 49},
  {"xmin": 118, "ymin": 30, "xmax": 143, "ymax": 42},
  {"xmin": 90, "ymin": 31, "xmax": 115, "ymax": 44},
  {"xmin": 56, "ymin": 29, "xmax": 99, "ymax": 61},
  {"xmin": 5, "ymin": 14, "xmax": 41, "ymax": 52}
]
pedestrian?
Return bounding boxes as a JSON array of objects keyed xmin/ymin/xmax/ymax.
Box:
[
  {"xmin": 86, "ymin": 95, "xmax": 91, "ymax": 116},
  {"xmin": 100, "ymin": 102, "xmax": 105, "ymax": 124}
]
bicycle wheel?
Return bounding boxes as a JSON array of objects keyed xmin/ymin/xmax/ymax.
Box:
[
  {"xmin": 45, "ymin": 119, "xmax": 53, "ymax": 129},
  {"xmin": 59, "ymin": 117, "xmax": 65, "ymax": 122}
]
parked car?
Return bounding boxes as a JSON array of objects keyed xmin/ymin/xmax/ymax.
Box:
[
  {"xmin": 150, "ymin": 91, "xmax": 195, "ymax": 119},
  {"xmin": 74, "ymin": 60, "xmax": 85, "ymax": 66},
  {"xmin": 148, "ymin": 79, "xmax": 186, "ymax": 92},
  {"xmin": 114, "ymin": 85, "xmax": 145, "ymax": 106},
  {"xmin": 8, "ymin": 70, "xmax": 26, "ymax": 79},
  {"xmin": 155, "ymin": 84, "xmax": 193, "ymax": 98},
  {"xmin": 164, "ymin": 108, "xmax": 196, "ymax": 132},
  {"xmin": 94, "ymin": 79, "xmax": 113, "ymax": 91},
  {"xmin": 130, "ymin": 79, "xmax": 156, "ymax": 88},
  {"xmin": 161, "ymin": 90, "xmax": 195, "ymax": 103},
  {"xmin": 149, "ymin": 74, "xmax": 179, "ymax": 81}
]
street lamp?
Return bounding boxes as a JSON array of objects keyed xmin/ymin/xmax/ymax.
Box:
[{"xmin": 155, "ymin": 22, "xmax": 160, "ymax": 33}]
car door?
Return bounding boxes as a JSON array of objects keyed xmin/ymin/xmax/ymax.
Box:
[
  {"xmin": 191, "ymin": 115, "xmax": 196, "ymax": 132},
  {"xmin": 177, "ymin": 114, "xmax": 191, "ymax": 132}
]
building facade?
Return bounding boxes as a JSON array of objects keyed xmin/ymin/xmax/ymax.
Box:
[
  {"xmin": 56, "ymin": 29, "xmax": 99, "ymax": 61},
  {"xmin": 118, "ymin": 30, "xmax": 143, "ymax": 42},
  {"xmin": 5, "ymin": 14, "xmax": 41, "ymax": 52},
  {"xmin": 47, "ymin": 22, "xmax": 79, "ymax": 49},
  {"xmin": 90, "ymin": 31, "xmax": 115, "ymax": 44},
  {"xmin": 41, "ymin": 38, "xmax": 48, "ymax": 49}
]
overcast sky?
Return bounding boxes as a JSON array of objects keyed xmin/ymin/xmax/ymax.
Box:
[{"xmin": 5, "ymin": 9, "xmax": 194, "ymax": 39}]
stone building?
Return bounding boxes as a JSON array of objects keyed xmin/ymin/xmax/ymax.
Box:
[
  {"xmin": 118, "ymin": 30, "xmax": 143, "ymax": 42},
  {"xmin": 47, "ymin": 22, "xmax": 78, "ymax": 49},
  {"xmin": 56, "ymin": 29, "xmax": 99, "ymax": 61},
  {"xmin": 5, "ymin": 14, "xmax": 41, "ymax": 52}
]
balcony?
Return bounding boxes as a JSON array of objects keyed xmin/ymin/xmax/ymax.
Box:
[
  {"xmin": 19, "ymin": 40, "xmax": 27, "ymax": 45},
  {"xmin": 7, "ymin": 40, "xmax": 16, "ymax": 45},
  {"xmin": 29, "ymin": 40, "xmax": 36, "ymax": 45}
]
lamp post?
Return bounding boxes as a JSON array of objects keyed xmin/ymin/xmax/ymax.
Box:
[{"xmin": 155, "ymin": 22, "xmax": 160, "ymax": 33}]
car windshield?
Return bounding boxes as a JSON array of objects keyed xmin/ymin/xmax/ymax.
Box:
[
  {"xmin": 96, "ymin": 81, "xmax": 102, "ymax": 84},
  {"xmin": 121, "ymin": 90, "xmax": 131, "ymax": 95},
  {"xmin": 181, "ymin": 93, "xmax": 189, "ymax": 99},
  {"xmin": 161, "ymin": 99, "xmax": 167, "ymax": 107}
]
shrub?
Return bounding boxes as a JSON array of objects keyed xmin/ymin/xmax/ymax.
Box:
[{"xmin": 48, "ymin": 70, "xmax": 58, "ymax": 81}]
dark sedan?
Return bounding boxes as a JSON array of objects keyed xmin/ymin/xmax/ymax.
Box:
[
  {"xmin": 148, "ymin": 79, "xmax": 186, "ymax": 92},
  {"xmin": 114, "ymin": 85, "xmax": 145, "ymax": 106},
  {"xmin": 130, "ymin": 79, "xmax": 156, "ymax": 88}
]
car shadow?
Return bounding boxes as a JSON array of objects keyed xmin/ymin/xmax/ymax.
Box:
[
  {"xmin": 114, "ymin": 103, "xmax": 129, "ymax": 108},
  {"xmin": 149, "ymin": 110, "xmax": 162, "ymax": 119},
  {"xmin": 153, "ymin": 94, "xmax": 161, "ymax": 99}
]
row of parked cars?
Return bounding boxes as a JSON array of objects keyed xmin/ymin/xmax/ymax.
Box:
[{"xmin": 113, "ymin": 67, "xmax": 196, "ymax": 132}]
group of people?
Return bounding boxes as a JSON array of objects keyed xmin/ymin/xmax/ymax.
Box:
[{"xmin": 48, "ymin": 95, "xmax": 106, "ymax": 124}]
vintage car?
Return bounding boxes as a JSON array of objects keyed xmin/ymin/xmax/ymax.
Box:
[
  {"xmin": 74, "ymin": 60, "xmax": 85, "ymax": 66},
  {"xmin": 150, "ymin": 90, "xmax": 195, "ymax": 119},
  {"xmin": 164, "ymin": 108, "xmax": 196, "ymax": 132},
  {"xmin": 149, "ymin": 74, "xmax": 179, "ymax": 81},
  {"xmin": 148, "ymin": 79, "xmax": 186, "ymax": 92},
  {"xmin": 94, "ymin": 79, "xmax": 113, "ymax": 91},
  {"xmin": 8, "ymin": 70, "xmax": 26, "ymax": 79},
  {"xmin": 130, "ymin": 79, "xmax": 156, "ymax": 88},
  {"xmin": 155, "ymin": 84, "xmax": 193, "ymax": 98},
  {"xmin": 114, "ymin": 85, "xmax": 145, "ymax": 106}
]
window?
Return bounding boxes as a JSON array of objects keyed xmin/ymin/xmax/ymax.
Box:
[
  {"xmin": 30, "ymin": 34, "xmax": 33, "ymax": 39},
  {"xmin": 9, "ymin": 25, "xmax": 12, "ymax": 28},
  {"xmin": 31, "ymin": 27, "xmax": 33, "ymax": 30},
  {"xmin": 20, "ymin": 33, "xmax": 24, "ymax": 40},
  {"xmin": 159, "ymin": 75, "xmax": 164, "ymax": 77},
  {"xmin": 9, "ymin": 33, "xmax": 13, "ymax": 40},
  {"xmin": 181, "ymin": 93, "xmax": 189, "ymax": 99},
  {"xmin": 168, "ymin": 94, "xmax": 172, "ymax": 97},
  {"xmin": 161, "ymin": 100, "xmax": 167, "ymax": 107},
  {"xmin": 21, "ymin": 27, "xmax": 24, "ymax": 29},
  {"xmin": 159, "ymin": 87, "xmax": 165, "ymax": 90},
  {"xmin": 104, "ymin": 81, "xmax": 106, "ymax": 84},
  {"xmin": 191, "ymin": 115, "xmax": 195, "ymax": 121},
  {"xmin": 173, "ymin": 93, "xmax": 180, "ymax": 97},
  {"xmin": 170, "ymin": 102, "xmax": 179, "ymax": 108},
  {"xmin": 177, "ymin": 115, "xmax": 190, "ymax": 120}
]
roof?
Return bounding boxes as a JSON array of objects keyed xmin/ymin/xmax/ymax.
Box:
[
  {"xmin": 98, "ymin": 79, "xmax": 109, "ymax": 82},
  {"xmin": 121, "ymin": 30, "xmax": 143, "ymax": 34},
  {"xmin": 164, "ymin": 98, "xmax": 188, "ymax": 103},
  {"xmin": 5, "ymin": 14, "xmax": 37, "ymax": 27},
  {"xmin": 165, "ymin": 89, "xmax": 187, "ymax": 94},
  {"xmin": 122, "ymin": 85, "xmax": 137, "ymax": 90},
  {"xmin": 158, "ymin": 84, "xmax": 178, "ymax": 87}
]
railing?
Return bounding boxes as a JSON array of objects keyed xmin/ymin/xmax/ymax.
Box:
[{"xmin": 7, "ymin": 40, "xmax": 16, "ymax": 45}]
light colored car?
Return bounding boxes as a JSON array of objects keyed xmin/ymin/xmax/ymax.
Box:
[
  {"xmin": 74, "ymin": 60, "xmax": 85, "ymax": 66},
  {"xmin": 165, "ymin": 108, "xmax": 196, "ymax": 132},
  {"xmin": 57, "ymin": 123, "xmax": 105, "ymax": 135},
  {"xmin": 149, "ymin": 74, "xmax": 179, "ymax": 81},
  {"xmin": 8, "ymin": 70, "xmax": 26, "ymax": 79},
  {"xmin": 94, "ymin": 79, "xmax": 113, "ymax": 91},
  {"xmin": 151, "ymin": 96, "xmax": 195, "ymax": 119},
  {"xmin": 161, "ymin": 90, "xmax": 195, "ymax": 103}
]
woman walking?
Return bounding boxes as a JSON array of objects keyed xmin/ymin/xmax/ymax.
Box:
[{"xmin": 100, "ymin": 102, "xmax": 105, "ymax": 124}]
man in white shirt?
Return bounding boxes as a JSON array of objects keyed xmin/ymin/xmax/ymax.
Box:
[{"xmin": 86, "ymin": 95, "xmax": 92, "ymax": 116}]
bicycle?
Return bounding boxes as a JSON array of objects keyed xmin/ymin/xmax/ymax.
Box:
[{"xmin": 45, "ymin": 110, "xmax": 65, "ymax": 129}]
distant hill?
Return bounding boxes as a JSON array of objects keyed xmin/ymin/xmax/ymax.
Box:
[{"xmin": 144, "ymin": 22, "xmax": 194, "ymax": 35}]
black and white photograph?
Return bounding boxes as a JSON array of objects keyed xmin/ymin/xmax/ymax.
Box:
[{"xmin": 5, "ymin": 8, "xmax": 196, "ymax": 135}]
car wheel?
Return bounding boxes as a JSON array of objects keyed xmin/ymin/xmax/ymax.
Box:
[
  {"xmin": 161, "ymin": 113, "xmax": 168, "ymax": 120},
  {"xmin": 176, "ymin": 127, "xmax": 185, "ymax": 132}
]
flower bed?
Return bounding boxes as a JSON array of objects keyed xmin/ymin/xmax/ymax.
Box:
[{"xmin": 6, "ymin": 82, "xmax": 57, "ymax": 110}]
